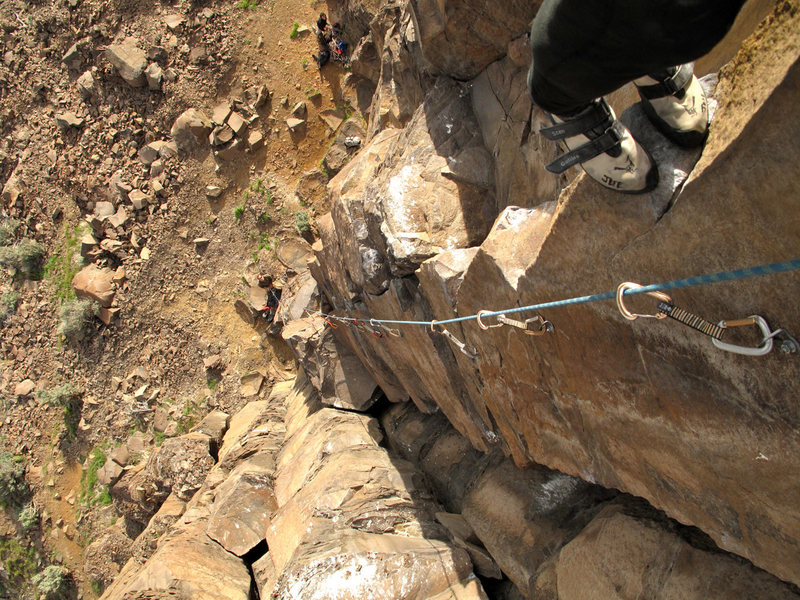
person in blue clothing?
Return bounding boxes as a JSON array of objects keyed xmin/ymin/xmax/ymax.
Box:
[{"xmin": 528, "ymin": 0, "xmax": 746, "ymax": 194}]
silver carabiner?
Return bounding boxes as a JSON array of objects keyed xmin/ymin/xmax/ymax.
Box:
[
  {"xmin": 712, "ymin": 315, "xmax": 774, "ymax": 356},
  {"xmin": 497, "ymin": 314, "xmax": 554, "ymax": 336}
]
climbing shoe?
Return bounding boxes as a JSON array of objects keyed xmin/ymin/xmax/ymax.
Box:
[
  {"xmin": 634, "ymin": 63, "xmax": 708, "ymax": 148},
  {"xmin": 541, "ymin": 98, "xmax": 658, "ymax": 194}
]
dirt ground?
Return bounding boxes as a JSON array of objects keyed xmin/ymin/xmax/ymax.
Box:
[{"xmin": 0, "ymin": 0, "xmax": 356, "ymax": 596}]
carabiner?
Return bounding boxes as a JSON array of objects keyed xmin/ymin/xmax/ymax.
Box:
[
  {"xmin": 476, "ymin": 310, "xmax": 504, "ymax": 329},
  {"xmin": 497, "ymin": 314, "xmax": 554, "ymax": 336},
  {"xmin": 616, "ymin": 282, "xmax": 672, "ymax": 320},
  {"xmin": 712, "ymin": 315, "xmax": 775, "ymax": 356}
]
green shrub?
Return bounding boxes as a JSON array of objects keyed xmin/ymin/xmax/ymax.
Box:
[
  {"xmin": 236, "ymin": 0, "xmax": 258, "ymax": 9},
  {"xmin": 289, "ymin": 21, "xmax": 299, "ymax": 38},
  {"xmin": 295, "ymin": 211, "xmax": 310, "ymax": 234},
  {"xmin": 0, "ymin": 218, "xmax": 21, "ymax": 246},
  {"xmin": 0, "ymin": 290, "xmax": 20, "ymax": 323},
  {"xmin": 32, "ymin": 565, "xmax": 69, "ymax": 600},
  {"xmin": 0, "ymin": 537, "xmax": 37, "ymax": 586},
  {"xmin": 57, "ymin": 299, "xmax": 98, "ymax": 342},
  {"xmin": 17, "ymin": 504, "xmax": 38, "ymax": 532},
  {"xmin": 0, "ymin": 239, "xmax": 45, "ymax": 279},
  {"xmin": 36, "ymin": 383, "xmax": 78, "ymax": 407},
  {"xmin": 0, "ymin": 452, "xmax": 27, "ymax": 507}
]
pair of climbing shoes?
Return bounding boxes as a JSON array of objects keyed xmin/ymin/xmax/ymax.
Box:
[{"xmin": 541, "ymin": 64, "xmax": 708, "ymax": 194}]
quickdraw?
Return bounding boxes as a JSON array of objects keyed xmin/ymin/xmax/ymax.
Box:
[
  {"xmin": 477, "ymin": 310, "xmax": 554, "ymax": 336},
  {"xmin": 616, "ymin": 282, "xmax": 792, "ymax": 357},
  {"xmin": 431, "ymin": 321, "xmax": 479, "ymax": 360}
]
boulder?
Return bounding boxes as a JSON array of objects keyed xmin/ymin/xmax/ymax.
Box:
[
  {"xmin": 170, "ymin": 108, "xmax": 212, "ymax": 153},
  {"xmin": 111, "ymin": 520, "xmax": 251, "ymax": 600},
  {"xmin": 105, "ymin": 37, "xmax": 148, "ymax": 87},
  {"xmin": 128, "ymin": 190, "xmax": 150, "ymax": 211},
  {"xmin": 206, "ymin": 462, "xmax": 277, "ymax": 556},
  {"xmin": 72, "ymin": 264, "xmax": 116, "ymax": 307},
  {"xmin": 532, "ymin": 503, "xmax": 800, "ymax": 600},
  {"xmin": 14, "ymin": 379, "xmax": 35, "ymax": 397},
  {"xmin": 281, "ymin": 316, "xmax": 378, "ymax": 411},
  {"xmin": 407, "ymin": 0, "xmax": 540, "ymax": 80},
  {"xmin": 192, "ymin": 410, "xmax": 229, "ymax": 445},
  {"xmin": 286, "ymin": 117, "xmax": 305, "ymax": 132},
  {"xmin": 83, "ymin": 527, "xmax": 132, "ymax": 586},
  {"xmin": 294, "ymin": 169, "xmax": 328, "ymax": 204},
  {"xmin": 322, "ymin": 117, "xmax": 367, "ymax": 176}
]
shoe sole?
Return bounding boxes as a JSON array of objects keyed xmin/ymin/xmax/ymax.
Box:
[{"xmin": 641, "ymin": 99, "xmax": 708, "ymax": 148}]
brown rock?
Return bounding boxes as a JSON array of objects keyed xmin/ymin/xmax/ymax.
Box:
[
  {"xmin": 532, "ymin": 504, "xmax": 800, "ymax": 600},
  {"xmin": 281, "ymin": 316, "xmax": 378, "ymax": 411},
  {"xmin": 105, "ymin": 37, "xmax": 148, "ymax": 87},
  {"xmin": 72, "ymin": 264, "xmax": 116, "ymax": 307},
  {"xmin": 15, "ymin": 379, "xmax": 35, "ymax": 397},
  {"xmin": 170, "ymin": 108, "xmax": 212, "ymax": 153},
  {"xmin": 206, "ymin": 462, "xmax": 277, "ymax": 556}
]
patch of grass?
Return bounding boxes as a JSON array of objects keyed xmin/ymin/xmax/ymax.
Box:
[
  {"xmin": 233, "ymin": 203, "xmax": 245, "ymax": 224},
  {"xmin": 0, "ymin": 452, "xmax": 27, "ymax": 507},
  {"xmin": 289, "ymin": 21, "xmax": 299, "ymax": 38},
  {"xmin": 206, "ymin": 378, "xmax": 218, "ymax": 391},
  {"xmin": 258, "ymin": 212, "xmax": 271, "ymax": 225},
  {"xmin": 58, "ymin": 298, "xmax": 98, "ymax": 342},
  {"xmin": 44, "ymin": 223, "xmax": 85, "ymax": 302},
  {"xmin": 236, "ymin": 0, "xmax": 259, "ymax": 9},
  {"xmin": 79, "ymin": 446, "xmax": 111, "ymax": 508},
  {"xmin": 258, "ymin": 233, "xmax": 272, "ymax": 251},
  {"xmin": 90, "ymin": 579, "xmax": 104, "ymax": 595},
  {"xmin": 295, "ymin": 211, "xmax": 310, "ymax": 234},
  {"xmin": 153, "ymin": 431, "xmax": 166, "ymax": 447},
  {"xmin": 0, "ymin": 239, "xmax": 45, "ymax": 280},
  {"xmin": 0, "ymin": 218, "xmax": 21, "ymax": 246},
  {"xmin": 251, "ymin": 251, "xmax": 259, "ymax": 263},
  {"xmin": 302, "ymin": 58, "xmax": 308, "ymax": 68},
  {"xmin": 177, "ymin": 399, "xmax": 201, "ymax": 434},
  {"xmin": 250, "ymin": 178, "xmax": 266, "ymax": 195}
]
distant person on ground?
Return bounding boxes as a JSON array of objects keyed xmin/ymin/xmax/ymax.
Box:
[
  {"xmin": 317, "ymin": 12, "xmax": 328, "ymax": 33},
  {"xmin": 257, "ymin": 274, "xmax": 282, "ymax": 323},
  {"xmin": 312, "ymin": 30, "xmax": 331, "ymax": 68},
  {"xmin": 528, "ymin": 0, "xmax": 746, "ymax": 194}
]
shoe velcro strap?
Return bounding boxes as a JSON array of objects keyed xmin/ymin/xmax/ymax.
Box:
[
  {"xmin": 545, "ymin": 121, "xmax": 625, "ymax": 174},
  {"xmin": 636, "ymin": 63, "xmax": 693, "ymax": 100},
  {"xmin": 539, "ymin": 99, "xmax": 614, "ymax": 141}
]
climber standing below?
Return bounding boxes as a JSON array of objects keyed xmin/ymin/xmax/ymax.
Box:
[
  {"xmin": 528, "ymin": 0, "xmax": 746, "ymax": 194},
  {"xmin": 316, "ymin": 12, "xmax": 328, "ymax": 33},
  {"xmin": 257, "ymin": 274, "xmax": 282, "ymax": 323}
]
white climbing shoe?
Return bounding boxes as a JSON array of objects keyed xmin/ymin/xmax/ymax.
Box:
[
  {"xmin": 634, "ymin": 63, "xmax": 709, "ymax": 148},
  {"xmin": 541, "ymin": 98, "xmax": 658, "ymax": 194}
]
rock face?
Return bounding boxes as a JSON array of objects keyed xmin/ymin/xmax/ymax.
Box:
[
  {"xmin": 407, "ymin": 0, "xmax": 541, "ymax": 80},
  {"xmin": 320, "ymin": 77, "xmax": 497, "ymax": 300},
  {"xmin": 281, "ymin": 315, "xmax": 378, "ymax": 410},
  {"xmin": 532, "ymin": 504, "xmax": 800, "ymax": 600},
  {"xmin": 311, "ymin": 6, "xmax": 800, "ymax": 587},
  {"xmin": 262, "ymin": 374, "xmax": 488, "ymax": 600}
]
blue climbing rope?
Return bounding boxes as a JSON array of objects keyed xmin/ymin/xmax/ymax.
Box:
[{"xmin": 306, "ymin": 258, "xmax": 800, "ymax": 328}]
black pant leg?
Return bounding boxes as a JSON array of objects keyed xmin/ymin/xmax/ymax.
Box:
[{"xmin": 528, "ymin": 0, "xmax": 746, "ymax": 115}]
